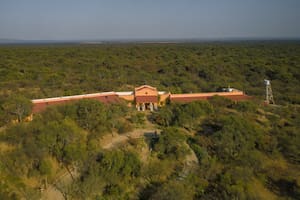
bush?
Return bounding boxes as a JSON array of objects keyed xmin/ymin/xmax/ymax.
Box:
[
  {"xmin": 97, "ymin": 150, "xmax": 141, "ymax": 178},
  {"xmin": 208, "ymin": 95, "xmax": 233, "ymax": 108},
  {"xmin": 117, "ymin": 121, "xmax": 133, "ymax": 134},
  {"xmin": 231, "ymin": 101, "xmax": 257, "ymax": 113},
  {"xmin": 154, "ymin": 127, "xmax": 189, "ymax": 160},
  {"xmin": 152, "ymin": 101, "xmax": 213, "ymax": 129},
  {"xmin": 149, "ymin": 180, "xmax": 194, "ymax": 200},
  {"xmin": 129, "ymin": 112, "xmax": 145, "ymax": 125},
  {"xmin": 38, "ymin": 159, "xmax": 52, "ymax": 176},
  {"xmin": 203, "ymin": 114, "xmax": 264, "ymax": 162}
]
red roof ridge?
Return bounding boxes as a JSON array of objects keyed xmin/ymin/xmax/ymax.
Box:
[
  {"xmin": 170, "ymin": 91, "xmax": 244, "ymax": 98},
  {"xmin": 134, "ymin": 85, "xmax": 157, "ymax": 91},
  {"xmin": 32, "ymin": 92, "xmax": 117, "ymax": 103}
]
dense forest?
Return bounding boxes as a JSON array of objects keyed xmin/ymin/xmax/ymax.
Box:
[
  {"xmin": 0, "ymin": 43, "xmax": 299, "ymax": 199},
  {"xmin": 0, "ymin": 42, "xmax": 299, "ymax": 103}
]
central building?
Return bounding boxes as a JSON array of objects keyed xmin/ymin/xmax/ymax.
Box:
[
  {"xmin": 134, "ymin": 85, "xmax": 159, "ymax": 111},
  {"xmin": 31, "ymin": 85, "xmax": 250, "ymax": 113}
]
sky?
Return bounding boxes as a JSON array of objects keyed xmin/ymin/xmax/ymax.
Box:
[{"xmin": 0, "ymin": 0, "xmax": 300, "ymax": 40}]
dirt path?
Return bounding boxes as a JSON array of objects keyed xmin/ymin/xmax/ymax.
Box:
[
  {"xmin": 178, "ymin": 143, "xmax": 199, "ymax": 180},
  {"xmin": 40, "ymin": 167, "xmax": 78, "ymax": 200},
  {"xmin": 101, "ymin": 128, "xmax": 160, "ymax": 149},
  {"xmin": 40, "ymin": 185, "xmax": 65, "ymax": 200},
  {"xmin": 41, "ymin": 125, "xmax": 159, "ymax": 200},
  {"xmin": 0, "ymin": 126, "xmax": 6, "ymax": 132}
]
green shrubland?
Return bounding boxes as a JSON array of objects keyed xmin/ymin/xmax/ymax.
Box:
[{"xmin": 0, "ymin": 43, "xmax": 299, "ymax": 199}]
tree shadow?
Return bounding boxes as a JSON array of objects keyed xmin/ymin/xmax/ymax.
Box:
[{"xmin": 144, "ymin": 131, "xmax": 159, "ymax": 151}]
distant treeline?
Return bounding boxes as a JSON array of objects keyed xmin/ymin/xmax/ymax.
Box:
[{"xmin": 0, "ymin": 42, "xmax": 299, "ymax": 104}]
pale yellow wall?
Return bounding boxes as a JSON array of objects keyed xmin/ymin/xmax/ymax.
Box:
[
  {"xmin": 159, "ymin": 93, "xmax": 170, "ymax": 103},
  {"xmin": 135, "ymin": 87, "xmax": 158, "ymax": 96},
  {"xmin": 118, "ymin": 95, "xmax": 134, "ymax": 101}
]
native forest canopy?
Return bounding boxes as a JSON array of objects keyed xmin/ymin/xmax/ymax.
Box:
[{"xmin": 0, "ymin": 42, "xmax": 299, "ymax": 199}]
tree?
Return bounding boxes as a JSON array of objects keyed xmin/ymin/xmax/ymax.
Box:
[
  {"xmin": 231, "ymin": 101, "xmax": 258, "ymax": 113},
  {"xmin": 2, "ymin": 94, "xmax": 32, "ymax": 123},
  {"xmin": 208, "ymin": 95, "xmax": 233, "ymax": 108},
  {"xmin": 75, "ymin": 99, "xmax": 108, "ymax": 132},
  {"xmin": 208, "ymin": 115, "xmax": 263, "ymax": 163},
  {"xmin": 154, "ymin": 127, "xmax": 190, "ymax": 160},
  {"xmin": 49, "ymin": 119, "xmax": 86, "ymax": 165},
  {"xmin": 96, "ymin": 150, "xmax": 141, "ymax": 179},
  {"xmin": 149, "ymin": 180, "xmax": 194, "ymax": 200},
  {"xmin": 151, "ymin": 106, "xmax": 173, "ymax": 127}
]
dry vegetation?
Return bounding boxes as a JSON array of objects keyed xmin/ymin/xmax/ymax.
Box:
[{"xmin": 0, "ymin": 43, "xmax": 299, "ymax": 199}]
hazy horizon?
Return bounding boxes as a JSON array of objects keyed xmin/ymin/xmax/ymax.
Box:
[{"xmin": 1, "ymin": 0, "xmax": 300, "ymax": 40}]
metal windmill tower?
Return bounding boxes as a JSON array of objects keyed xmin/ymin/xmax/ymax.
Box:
[{"xmin": 264, "ymin": 79, "xmax": 275, "ymax": 104}]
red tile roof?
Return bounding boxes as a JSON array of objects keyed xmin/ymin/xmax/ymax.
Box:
[
  {"xmin": 170, "ymin": 92, "xmax": 251, "ymax": 103},
  {"xmin": 171, "ymin": 96, "xmax": 209, "ymax": 103},
  {"xmin": 135, "ymin": 96, "xmax": 158, "ymax": 103},
  {"xmin": 32, "ymin": 93, "xmax": 119, "ymax": 113}
]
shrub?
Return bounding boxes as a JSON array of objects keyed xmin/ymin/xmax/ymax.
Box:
[
  {"xmin": 154, "ymin": 127, "xmax": 189, "ymax": 160},
  {"xmin": 117, "ymin": 121, "xmax": 133, "ymax": 134}
]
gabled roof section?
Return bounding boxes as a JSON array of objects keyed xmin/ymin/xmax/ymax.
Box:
[{"xmin": 134, "ymin": 85, "xmax": 157, "ymax": 92}]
